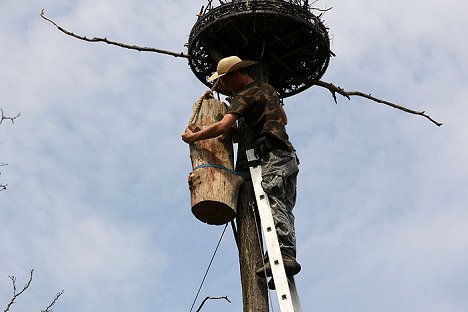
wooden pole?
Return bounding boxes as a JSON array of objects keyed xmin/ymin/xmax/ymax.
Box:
[
  {"xmin": 236, "ymin": 177, "xmax": 269, "ymax": 312},
  {"xmin": 235, "ymin": 64, "xmax": 270, "ymax": 312}
]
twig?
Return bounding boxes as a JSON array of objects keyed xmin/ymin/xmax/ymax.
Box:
[
  {"xmin": 0, "ymin": 162, "xmax": 7, "ymax": 191},
  {"xmin": 4, "ymin": 269, "xmax": 34, "ymax": 312},
  {"xmin": 0, "ymin": 166, "xmax": 6, "ymax": 190},
  {"xmin": 0, "ymin": 163, "xmax": 8, "ymax": 191},
  {"xmin": 0, "ymin": 108, "xmax": 20, "ymax": 125},
  {"xmin": 307, "ymin": 0, "xmax": 333, "ymax": 12},
  {"xmin": 38, "ymin": 9, "xmax": 440, "ymax": 126},
  {"xmin": 1, "ymin": 108, "xmax": 18, "ymax": 192},
  {"xmin": 41, "ymin": 290, "xmax": 64, "ymax": 312},
  {"xmin": 311, "ymin": 5, "xmax": 333, "ymax": 12},
  {"xmin": 310, "ymin": 79, "xmax": 443, "ymax": 126},
  {"xmin": 40, "ymin": 9, "xmax": 190, "ymax": 59},
  {"xmin": 195, "ymin": 296, "xmax": 231, "ymax": 312}
]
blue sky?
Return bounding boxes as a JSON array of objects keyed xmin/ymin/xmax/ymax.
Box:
[{"xmin": 1, "ymin": 0, "xmax": 467, "ymax": 311}]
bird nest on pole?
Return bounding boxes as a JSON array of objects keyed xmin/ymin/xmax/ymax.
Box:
[{"xmin": 188, "ymin": 0, "xmax": 331, "ymax": 98}]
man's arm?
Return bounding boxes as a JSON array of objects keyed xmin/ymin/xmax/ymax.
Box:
[{"xmin": 182, "ymin": 113, "xmax": 239, "ymax": 144}]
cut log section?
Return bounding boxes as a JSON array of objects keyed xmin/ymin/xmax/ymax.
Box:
[{"xmin": 188, "ymin": 92, "xmax": 244, "ymax": 225}]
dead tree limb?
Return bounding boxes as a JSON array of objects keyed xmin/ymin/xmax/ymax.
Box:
[
  {"xmin": 0, "ymin": 108, "xmax": 20, "ymax": 125},
  {"xmin": 195, "ymin": 296, "xmax": 231, "ymax": 312},
  {"xmin": 0, "ymin": 162, "xmax": 7, "ymax": 191},
  {"xmin": 1, "ymin": 108, "xmax": 19, "ymax": 191},
  {"xmin": 40, "ymin": 9, "xmax": 190, "ymax": 59},
  {"xmin": 39, "ymin": 9, "xmax": 441, "ymax": 127},
  {"xmin": 310, "ymin": 79, "xmax": 443, "ymax": 127},
  {"xmin": 0, "ymin": 163, "xmax": 6, "ymax": 191},
  {"xmin": 41, "ymin": 290, "xmax": 64, "ymax": 312},
  {"xmin": 3, "ymin": 269, "xmax": 63, "ymax": 312},
  {"xmin": 4, "ymin": 269, "xmax": 34, "ymax": 312}
]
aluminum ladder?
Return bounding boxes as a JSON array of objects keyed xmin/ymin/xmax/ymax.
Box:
[{"xmin": 246, "ymin": 149, "xmax": 302, "ymax": 312}]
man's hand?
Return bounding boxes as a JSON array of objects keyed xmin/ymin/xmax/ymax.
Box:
[
  {"xmin": 181, "ymin": 114, "xmax": 238, "ymax": 145},
  {"xmin": 181, "ymin": 127, "xmax": 196, "ymax": 144}
]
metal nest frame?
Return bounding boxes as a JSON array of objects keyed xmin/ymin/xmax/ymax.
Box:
[{"xmin": 187, "ymin": 0, "xmax": 331, "ymax": 98}]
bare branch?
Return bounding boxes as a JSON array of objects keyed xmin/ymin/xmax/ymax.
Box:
[
  {"xmin": 41, "ymin": 290, "xmax": 64, "ymax": 312},
  {"xmin": 310, "ymin": 79, "xmax": 443, "ymax": 127},
  {"xmin": 0, "ymin": 162, "xmax": 7, "ymax": 191},
  {"xmin": 307, "ymin": 0, "xmax": 333, "ymax": 12},
  {"xmin": 195, "ymin": 296, "xmax": 231, "ymax": 312},
  {"xmin": 1, "ymin": 108, "xmax": 17, "ymax": 192},
  {"xmin": 38, "ymin": 9, "xmax": 441, "ymax": 126},
  {"xmin": 311, "ymin": 6, "xmax": 333, "ymax": 12},
  {"xmin": 0, "ymin": 108, "xmax": 20, "ymax": 125},
  {"xmin": 0, "ymin": 163, "xmax": 7, "ymax": 187},
  {"xmin": 40, "ymin": 9, "xmax": 190, "ymax": 59},
  {"xmin": 4, "ymin": 269, "xmax": 34, "ymax": 312},
  {"xmin": 3, "ymin": 270, "xmax": 63, "ymax": 312}
]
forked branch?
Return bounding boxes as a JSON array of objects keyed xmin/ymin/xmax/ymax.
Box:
[
  {"xmin": 0, "ymin": 108, "xmax": 20, "ymax": 125},
  {"xmin": 40, "ymin": 9, "xmax": 190, "ymax": 59},
  {"xmin": 3, "ymin": 269, "xmax": 64, "ymax": 312},
  {"xmin": 4, "ymin": 270, "xmax": 34, "ymax": 312},
  {"xmin": 310, "ymin": 79, "xmax": 443, "ymax": 126}
]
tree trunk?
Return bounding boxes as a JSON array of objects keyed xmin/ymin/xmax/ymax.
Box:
[{"xmin": 188, "ymin": 93, "xmax": 244, "ymax": 225}]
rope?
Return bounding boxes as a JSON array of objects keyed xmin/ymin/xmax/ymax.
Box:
[
  {"xmin": 187, "ymin": 81, "xmax": 219, "ymax": 127},
  {"xmin": 192, "ymin": 163, "xmax": 242, "ymax": 176},
  {"xmin": 187, "ymin": 93, "xmax": 207, "ymax": 126},
  {"xmin": 189, "ymin": 223, "xmax": 229, "ymax": 312}
]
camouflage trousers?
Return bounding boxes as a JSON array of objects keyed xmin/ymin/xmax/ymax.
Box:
[{"xmin": 260, "ymin": 149, "xmax": 299, "ymax": 258}]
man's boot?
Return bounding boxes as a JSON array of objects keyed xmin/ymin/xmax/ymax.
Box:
[{"xmin": 256, "ymin": 254, "xmax": 301, "ymax": 277}]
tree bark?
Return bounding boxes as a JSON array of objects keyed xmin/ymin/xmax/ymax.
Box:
[{"xmin": 188, "ymin": 93, "xmax": 243, "ymax": 225}]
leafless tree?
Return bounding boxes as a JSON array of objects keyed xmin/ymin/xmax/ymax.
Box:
[{"xmin": 3, "ymin": 269, "xmax": 64, "ymax": 312}]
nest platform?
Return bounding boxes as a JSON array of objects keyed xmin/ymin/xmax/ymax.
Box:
[{"xmin": 188, "ymin": 0, "xmax": 331, "ymax": 97}]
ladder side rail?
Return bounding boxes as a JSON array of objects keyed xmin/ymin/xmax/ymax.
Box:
[{"xmin": 247, "ymin": 149, "xmax": 295, "ymax": 312}]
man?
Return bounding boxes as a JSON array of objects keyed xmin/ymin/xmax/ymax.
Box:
[{"xmin": 181, "ymin": 56, "xmax": 301, "ymax": 282}]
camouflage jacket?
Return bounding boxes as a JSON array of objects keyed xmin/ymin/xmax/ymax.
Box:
[{"xmin": 227, "ymin": 81, "xmax": 295, "ymax": 155}]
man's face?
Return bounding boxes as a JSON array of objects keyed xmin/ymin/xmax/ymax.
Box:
[{"xmin": 220, "ymin": 71, "xmax": 240, "ymax": 93}]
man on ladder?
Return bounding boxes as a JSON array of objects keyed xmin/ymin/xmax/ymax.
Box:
[{"xmin": 181, "ymin": 56, "xmax": 301, "ymax": 301}]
